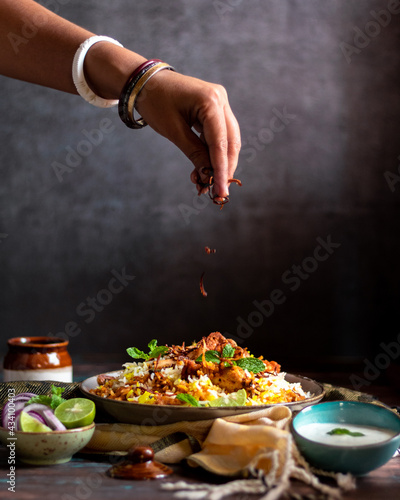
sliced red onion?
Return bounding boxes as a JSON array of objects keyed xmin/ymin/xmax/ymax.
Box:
[
  {"xmin": 23, "ymin": 410, "xmax": 46, "ymax": 425},
  {"xmin": 14, "ymin": 392, "xmax": 37, "ymax": 401},
  {"xmin": 14, "ymin": 400, "xmax": 28, "ymax": 412},
  {"xmin": 42, "ymin": 409, "xmax": 66, "ymax": 431},
  {"xmin": 3, "ymin": 392, "xmax": 71, "ymax": 432},
  {"xmin": 2, "ymin": 400, "xmax": 28, "ymax": 428},
  {"xmin": 22, "ymin": 403, "xmax": 51, "ymax": 414},
  {"xmin": 22, "ymin": 403, "xmax": 65, "ymax": 429},
  {"xmin": 15, "ymin": 411, "xmax": 22, "ymax": 431}
]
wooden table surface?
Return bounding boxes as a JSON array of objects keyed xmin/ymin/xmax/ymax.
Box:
[{"xmin": 1, "ymin": 364, "xmax": 399, "ymax": 500}]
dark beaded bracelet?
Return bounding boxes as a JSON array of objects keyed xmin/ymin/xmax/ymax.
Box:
[{"xmin": 118, "ymin": 59, "xmax": 175, "ymax": 129}]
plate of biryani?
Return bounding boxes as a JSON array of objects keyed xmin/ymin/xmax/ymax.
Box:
[{"xmin": 80, "ymin": 332, "xmax": 325, "ymax": 424}]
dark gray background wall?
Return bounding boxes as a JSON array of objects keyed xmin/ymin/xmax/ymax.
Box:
[{"xmin": 1, "ymin": 0, "xmax": 399, "ymax": 373}]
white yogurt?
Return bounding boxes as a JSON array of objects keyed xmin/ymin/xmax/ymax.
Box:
[{"xmin": 298, "ymin": 422, "xmax": 397, "ymax": 447}]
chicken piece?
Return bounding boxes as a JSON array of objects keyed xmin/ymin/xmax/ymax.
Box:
[
  {"xmin": 154, "ymin": 358, "xmax": 175, "ymax": 370},
  {"xmin": 264, "ymin": 360, "xmax": 281, "ymax": 374},
  {"xmin": 188, "ymin": 332, "xmax": 238, "ymax": 360},
  {"xmin": 211, "ymin": 364, "xmax": 253, "ymax": 393},
  {"xmin": 180, "ymin": 358, "xmax": 202, "ymax": 379},
  {"xmin": 97, "ymin": 373, "xmax": 117, "ymax": 385},
  {"xmin": 204, "ymin": 332, "xmax": 236, "ymax": 352}
]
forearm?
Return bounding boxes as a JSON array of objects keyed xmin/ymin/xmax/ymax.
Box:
[
  {"xmin": 0, "ymin": 0, "xmax": 240, "ymax": 196},
  {"xmin": 0, "ymin": 0, "xmax": 145, "ymax": 98}
]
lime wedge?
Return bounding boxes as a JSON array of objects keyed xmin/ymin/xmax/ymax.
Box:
[
  {"xmin": 20, "ymin": 411, "xmax": 52, "ymax": 432},
  {"xmin": 54, "ymin": 398, "xmax": 96, "ymax": 429},
  {"xmin": 209, "ymin": 388, "xmax": 248, "ymax": 407}
]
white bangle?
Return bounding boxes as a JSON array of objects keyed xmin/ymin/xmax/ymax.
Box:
[{"xmin": 72, "ymin": 35, "xmax": 123, "ymax": 108}]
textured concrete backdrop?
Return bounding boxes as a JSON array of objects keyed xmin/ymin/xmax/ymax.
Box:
[{"xmin": 0, "ymin": 1, "xmax": 399, "ymax": 372}]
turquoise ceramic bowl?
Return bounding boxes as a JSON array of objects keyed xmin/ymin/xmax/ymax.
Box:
[{"xmin": 291, "ymin": 401, "xmax": 400, "ymax": 475}]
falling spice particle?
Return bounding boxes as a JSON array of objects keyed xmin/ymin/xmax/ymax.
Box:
[
  {"xmin": 200, "ymin": 272, "xmax": 207, "ymax": 297},
  {"xmin": 228, "ymin": 178, "xmax": 242, "ymax": 187},
  {"xmin": 198, "ymin": 177, "xmax": 242, "ymax": 293}
]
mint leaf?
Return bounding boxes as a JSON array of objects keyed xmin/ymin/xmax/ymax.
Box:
[
  {"xmin": 195, "ymin": 350, "xmax": 221, "ymax": 364},
  {"xmin": 176, "ymin": 394, "xmax": 201, "ymax": 407},
  {"xmin": 127, "ymin": 346, "xmax": 149, "ymax": 360},
  {"xmin": 127, "ymin": 340, "xmax": 168, "ymax": 361},
  {"xmin": 327, "ymin": 427, "xmax": 365, "ymax": 437},
  {"xmin": 222, "ymin": 344, "xmax": 235, "ymax": 358},
  {"xmin": 149, "ymin": 345, "xmax": 168, "ymax": 359},
  {"xmin": 51, "ymin": 386, "xmax": 64, "ymax": 396},
  {"xmin": 147, "ymin": 339, "xmax": 158, "ymax": 352},
  {"xmin": 26, "ymin": 385, "xmax": 66, "ymax": 409},
  {"xmin": 49, "ymin": 386, "xmax": 66, "ymax": 409},
  {"xmin": 236, "ymin": 357, "xmax": 266, "ymax": 374},
  {"xmin": 50, "ymin": 396, "xmax": 65, "ymax": 410},
  {"xmin": 27, "ymin": 395, "xmax": 52, "ymax": 406}
]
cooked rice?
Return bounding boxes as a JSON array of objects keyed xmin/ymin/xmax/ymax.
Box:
[{"xmin": 91, "ymin": 333, "xmax": 310, "ymax": 406}]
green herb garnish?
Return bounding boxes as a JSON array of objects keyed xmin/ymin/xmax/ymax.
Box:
[
  {"xmin": 222, "ymin": 344, "xmax": 235, "ymax": 358},
  {"xmin": 195, "ymin": 348, "xmax": 266, "ymax": 374},
  {"xmin": 327, "ymin": 427, "xmax": 365, "ymax": 437},
  {"xmin": 195, "ymin": 350, "xmax": 221, "ymax": 364},
  {"xmin": 176, "ymin": 394, "xmax": 201, "ymax": 407},
  {"xmin": 127, "ymin": 339, "xmax": 168, "ymax": 361},
  {"xmin": 235, "ymin": 357, "xmax": 266, "ymax": 374},
  {"xmin": 26, "ymin": 385, "xmax": 66, "ymax": 410}
]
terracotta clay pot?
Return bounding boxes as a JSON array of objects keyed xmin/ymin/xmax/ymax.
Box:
[{"xmin": 3, "ymin": 337, "xmax": 73, "ymax": 382}]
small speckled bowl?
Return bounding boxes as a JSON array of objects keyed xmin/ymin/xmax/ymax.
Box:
[
  {"xmin": 291, "ymin": 401, "xmax": 400, "ymax": 475},
  {"xmin": 0, "ymin": 423, "xmax": 95, "ymax": 465}
]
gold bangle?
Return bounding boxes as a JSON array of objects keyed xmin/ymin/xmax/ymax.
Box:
[
  {"xmin": 127, "ymin": 62, "xmax": 173, "ymax": 119},
  {"xmin": 118, "ymin": 61, "xmax": 175, "ymax": 129}
]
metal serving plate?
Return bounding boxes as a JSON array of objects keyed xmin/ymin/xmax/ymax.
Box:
[{"xmin": 80, "ymin": 371, "xmax": 325, "ymax": 425}]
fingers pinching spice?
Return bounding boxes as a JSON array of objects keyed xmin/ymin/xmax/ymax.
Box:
[{"xmin": 200, "ymin": 169, "xmax": 242, "ymax": 209}]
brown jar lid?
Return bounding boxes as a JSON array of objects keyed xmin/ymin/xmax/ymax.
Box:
[
  {"xmin": 7, "ymin": 337, "xmax": 69, "ymax": 350},
  {"xmin": 107, "ymin": 446, "xmax": 173, "ymax": 480}
]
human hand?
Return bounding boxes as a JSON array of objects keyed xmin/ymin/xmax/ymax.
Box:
[{"xmin": 134, "ymin": 70, "xmax": 241, "ymax": 202}]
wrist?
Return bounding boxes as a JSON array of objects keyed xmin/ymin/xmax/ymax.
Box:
[{"xmin": 83, "ymin": 42, "xmax": 146, "ymax": 100}]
